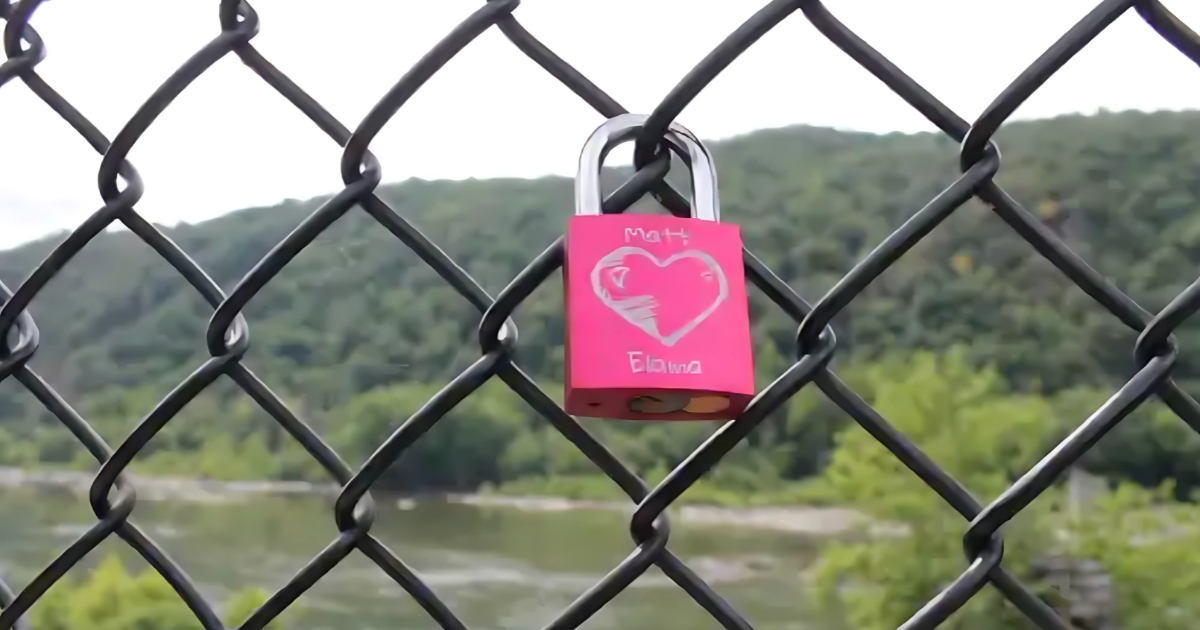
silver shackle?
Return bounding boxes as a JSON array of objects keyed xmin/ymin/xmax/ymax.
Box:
[{"xmin": 574, "ymin": 113, "xmax": 719, "ymax": 222}]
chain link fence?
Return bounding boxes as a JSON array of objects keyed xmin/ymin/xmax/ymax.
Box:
[{"xmin": 2, "ymin": 0, "xmax": 1199, "ymax": 628}]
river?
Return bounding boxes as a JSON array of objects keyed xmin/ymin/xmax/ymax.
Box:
[{"xmin": 0, "ymin": 484, "xmax": 844, "ymax": 630}]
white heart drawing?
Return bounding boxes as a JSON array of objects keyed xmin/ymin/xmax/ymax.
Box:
[{"xmin": 590, "ymin": 246, "xmax": 729, "ymax": 347}]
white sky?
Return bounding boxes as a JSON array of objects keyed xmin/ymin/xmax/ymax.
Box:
[{"xmin": 1, "ymin": 0, "xmax": 1198, "ymax": 250}]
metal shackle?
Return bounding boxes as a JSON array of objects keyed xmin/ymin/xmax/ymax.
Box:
[{"xmin": 574, "ymin": 113, "xmax": 720, "ymax": 222}]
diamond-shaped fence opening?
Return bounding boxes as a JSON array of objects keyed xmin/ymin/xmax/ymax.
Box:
[{"xmin": 3, "ymin": 0, "xmax": 1200, "ymax": 629}]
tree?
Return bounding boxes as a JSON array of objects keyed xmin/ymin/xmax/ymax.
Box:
[
  {"xmin": 1068, "ymin": 481, "xmax": 1200, "ymax": 630},
  {"xmin": 30, "ymin": 553, "xmax": 283, "ymax": 630},
  {"xmin": 812, "ymin": 349, "xmax": 1200, "ymax": 629},
  {"xmin": 811, "ymin": 350, "xmax": 1067, "ymax": 629}
]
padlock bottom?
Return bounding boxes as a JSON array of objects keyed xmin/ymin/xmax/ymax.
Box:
[{"xmin": 565, "ymin": 388, "xmax": 752, "ymax": 421}]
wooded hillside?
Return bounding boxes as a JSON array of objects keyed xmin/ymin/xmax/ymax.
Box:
[{"xmin": 3, "ymin": 109, "xmax": 1199, "ymax": 494}]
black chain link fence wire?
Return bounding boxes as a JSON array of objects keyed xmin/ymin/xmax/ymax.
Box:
[{"xmin": 2, "ymin": 0, "xmax": 1200, "ymax": 628}]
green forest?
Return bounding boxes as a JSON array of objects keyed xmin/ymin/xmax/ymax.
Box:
[{"xmin": 2, "ymin": 109, "xmax": 1200, "ymax": 502}]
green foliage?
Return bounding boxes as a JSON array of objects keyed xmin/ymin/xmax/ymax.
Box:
[
  {"xmin": 329, "ymin": 380, "xmax": 534, "ymax": 491},
  {"xmin": 1069, "ymin": 482, "xmax": 1200, "ymax": 629},
  {"xmin": 812, "ymin": 350, "xmax": 1063, "ymax": 629},
  {"xmin": 811, "ymin": 350, "xmax": 1200, "ymax": 629},
  {"xmin": 30, "ymin": 553, "xmax": 282, "ymax": 630},
  {"xmin": 1076, "ymin": 401, "xmax": 1200, "ymax": 501}
]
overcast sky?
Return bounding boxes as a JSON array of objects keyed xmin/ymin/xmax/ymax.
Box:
[{"xmin": 1, "ymin": 0, "xmax": 1198, "ymax": 250}]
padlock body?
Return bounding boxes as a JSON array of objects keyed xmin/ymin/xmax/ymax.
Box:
[{"xmin": 564, "ymin": 214, "xmax": 754, "ymax": 420}]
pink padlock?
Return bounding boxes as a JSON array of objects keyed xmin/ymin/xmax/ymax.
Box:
[{"xmin": 563, "ymin": 114, "xmax": 755, "ymax": 421}]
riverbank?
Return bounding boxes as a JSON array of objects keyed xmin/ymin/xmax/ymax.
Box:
[
  {"xmin": 0, "ymin": 466, "xmax": 878, "ymax": 535},
  {"xmin": 449, "ymin": 493, "xmax": 871, "ymax": 536},
  {"xmin": 0, "ymin": 466, "xmax": 340, "ymax": 503}
]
